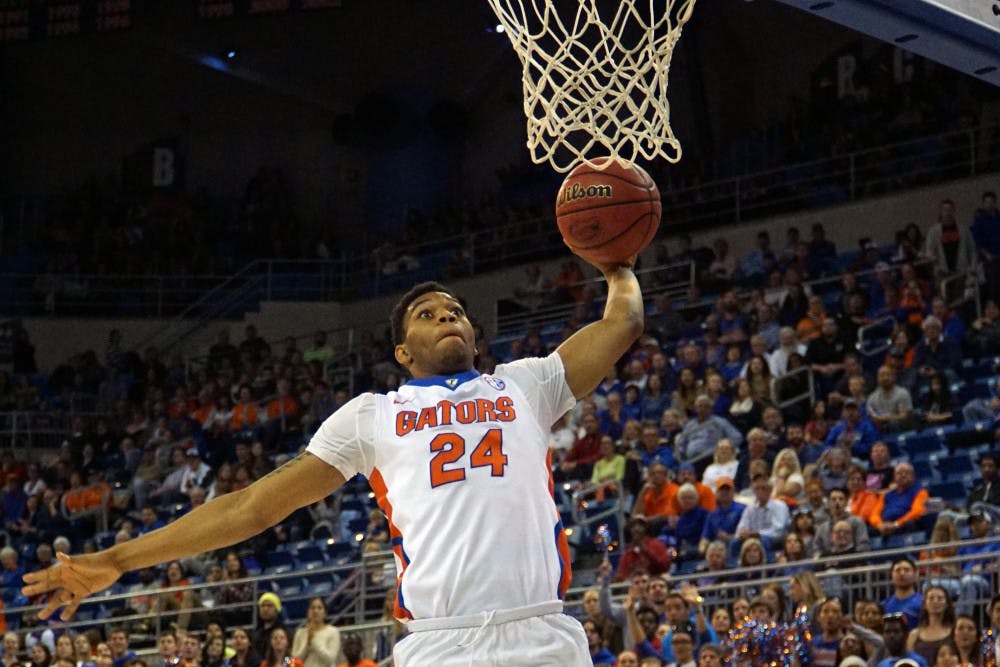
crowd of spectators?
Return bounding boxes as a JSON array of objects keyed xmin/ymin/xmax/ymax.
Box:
[{"xmin": 0, "ymin": 187, "xmax": 996, "ymax": 665}]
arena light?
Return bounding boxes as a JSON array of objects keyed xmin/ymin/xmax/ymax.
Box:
[{"xmin": 354, "ymin": 533, "xmax": 364, "ymax": 542}]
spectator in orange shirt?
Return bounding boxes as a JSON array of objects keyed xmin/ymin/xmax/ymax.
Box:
[
  {"xmin": 631, "ymin": 462, "xmax": 679, "ymax": 535},
  {"xmin": 846, "ymin": 465, "xmax": 879, "ymax": 525},
  {"xmin": 230, "ymin": 386, "xmax": 259, "ymax": 432},
  {"xmin": 336, "ymin": 635, "xmax": 377, "ymax": 667},
  {"xmin": 796, "ymin": 295, "xmax": 827, "ymax": 341},
  {"xmin": 190, "ymin": 388, "xmax": 216, "ymax": 429}
]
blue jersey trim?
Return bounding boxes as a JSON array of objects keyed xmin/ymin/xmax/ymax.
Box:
[
  {"xmin": 554, "ymin": 519, "xmax": 566, "ymax": 600},
  {"xmin": 405, "ymin": 369, "xmax": 480, "ymax": 390}
]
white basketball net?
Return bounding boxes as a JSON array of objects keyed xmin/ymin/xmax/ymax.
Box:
[{"xmin": 486, "ymin": 0, "xmax": 696, "ymax": 172}]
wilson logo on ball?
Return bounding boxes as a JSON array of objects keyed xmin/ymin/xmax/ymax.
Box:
[{"xmin": 557, "ymin": 182, "xmax": 613, "ymax": 206}]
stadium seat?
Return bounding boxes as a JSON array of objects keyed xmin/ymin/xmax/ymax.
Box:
[
  {"xmin": 927, "ymin": 481, "xmax": 966, "ymax": 504},
  {"xmin": 266, "ymin": 550, "xmax": 296, "ymax": 570},
  {"xmin": 899, "ymin": 434, "xmax": 945, "ymax": 460},
  {"xmin": 912, "ymin": 460, "xmax": 935, "ymax": 483},
  {"xmin": 282, "ymin": 597, "xmax": 310, "ymax": 622}
]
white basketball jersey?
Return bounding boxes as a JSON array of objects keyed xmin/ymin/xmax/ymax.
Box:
[{"xmin": 306, "ymin": 352, "xmax": 577, "ymax": 621}]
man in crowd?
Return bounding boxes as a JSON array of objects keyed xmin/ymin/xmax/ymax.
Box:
[
  {"xmin": 698, "ymin": 478, "xmax": 744, "ymax": 556},
  {"xmin": 874, "ymin": 613, "xmax": 927, "ymax": 667},
  {"xmin": 866, "ymin": 366, "xmax": 914, "ymax": 433},
  {"xmin": 675, "ymin": 396, "xmax": 743, "ymax": 467},
  {"xmin": 814, "ymin": 487, "xmax": 870, "ymax": 554},
  {"xmin": 733, "ymin": 475, "xmax": 789, "ymax": 551},
  {"xmin": 869, "ymin": 463, "xmax": 928, "ymax": 535},
  {"xmin": 824, "ymin": 398, "xmax": 878, "ymax": 458},
  {"xmin": 614, "ymin": 516, "xmax": 671, "ymax": 582},
  {"xmin": 109, "ymin": 627, "xmax": 136, "ymax": 667},
  {"xmin": 968, "ymin": 452, "xmax": 1000, "ymax": 510},
  {"xmin": 631, "ymin": 463, "xmax": 679, "ymax": 535},
  {"xmin": 252, "ymin": 593, "xmax": 285, "ymax": 657},
  {"xmin": 882, "ymin": 558, "xmax": 923, "ymax": 629}
]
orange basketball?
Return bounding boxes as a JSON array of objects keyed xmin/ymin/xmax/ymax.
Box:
[{"xmin": 555, "ymin": 158, "xmax": 662, "ymax": 265}]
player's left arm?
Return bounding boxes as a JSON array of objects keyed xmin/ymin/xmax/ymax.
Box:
[{"xmin": 557, "ymin": 262, "xmax": 644, "ymax": 399}]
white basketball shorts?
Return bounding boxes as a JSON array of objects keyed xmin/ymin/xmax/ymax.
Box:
[{"xmin": 393, "ymin": 601, "xmax": 590, "ymax": 667}]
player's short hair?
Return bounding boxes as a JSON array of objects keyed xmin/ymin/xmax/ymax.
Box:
[{"xmin": 390, "ymin": 281, "xmax": 466, "ymax": 346}]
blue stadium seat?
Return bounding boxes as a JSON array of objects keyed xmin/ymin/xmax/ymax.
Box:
[
  {"xmin": 266, "ymin": 550, "xmax": 296, "ymax": 569},
  {"xmin": 295, "ymin": 545, "xmax": 326, "ymax": 566},
  {"xmin": 900, "ymin": 434, "xmax": 945, "ymax": 460},
  {"xmin": 927, "ymin": 481, "xmax": 966, "ymax": 503},
  {"xmin": 912, "ymin": 460, "xmax": 935, "ymax": 483},
  {"xmin": 283, "ymin": 597, "xmax": 310, "ymax": 622}
]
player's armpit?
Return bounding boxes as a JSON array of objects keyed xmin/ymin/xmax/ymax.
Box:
[{"xmin": 557, "ymin": 265, "xmax": 643, "ymax": 398}]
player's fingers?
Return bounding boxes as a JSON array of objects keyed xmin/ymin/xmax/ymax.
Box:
[
  {"xmin": 38, "ymin": 592, "xmax": 67, "ymax": 620},
  {"xmin": 62, "ymin": 595, "xmax": 83, "ymax": 621},
  {"xmin": 22, "ymin": 564, "xmax": 62, "ymax": 596}
]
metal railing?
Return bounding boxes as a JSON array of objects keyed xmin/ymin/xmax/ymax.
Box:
[
  {"xmin": 0, "ymin": 411, "xmax": 104, "ymax": 454},
  {"xmin": 770, "ymin": 365, "xmax": 814, "ymax": 411},
  {"xmin": 857, "ymin": 316, "xmax": 897, "ymax": 362}
]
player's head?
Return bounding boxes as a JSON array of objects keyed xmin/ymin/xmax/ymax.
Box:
[{"xmin": 390, "ymin": 282, "xmax": 476, "ymax": 377}]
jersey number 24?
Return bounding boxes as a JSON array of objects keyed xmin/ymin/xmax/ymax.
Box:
[{"xmin": 429, "ymin": 428, "xmax": 508, "ymax": 488}]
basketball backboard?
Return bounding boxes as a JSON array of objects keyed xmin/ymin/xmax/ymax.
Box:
[{"xmin": 770, "ymin": 0, "xmax": 1000, "ymax": 86}]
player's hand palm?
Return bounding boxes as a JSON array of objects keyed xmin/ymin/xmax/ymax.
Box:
[{"xmin": 22, "ymin": 552, "xmax": 122, "ymax": 620}]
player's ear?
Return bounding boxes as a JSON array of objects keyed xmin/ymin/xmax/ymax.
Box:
[{"xmin": 394, "ymin": 344, "xmax": 412, "ymax": 368}]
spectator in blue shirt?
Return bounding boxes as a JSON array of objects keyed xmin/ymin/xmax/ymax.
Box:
[
  {"xmin": 883, "ymin": 558, "xmax": 923, "ymax": 630},
  {"xmin": 698, "ymin": 478, "xmax": 745, "ymax": 556},
  {"xmin": 670, "ymin": 483, "xmax": 709, "ymax": 561},
  {"xmin": 972, "ymin": 191, "xmax": 1000, "ymax": 302},
  {"xmin": 138, "ymin": 505, "xmax": 166, "ymax": 535},
  {"xmin": 637, "ymin": 422, "xmax": 676, "ymax": 471},
  {"xmin": 823, "ymin": 398, "xmax": 879, "ymax": 458},
  {"xmin": 583, "ymin": 619, "xmax": 616, "ymax": 666},
  {"xmin": 740, "ymin": 231, "xmax": 772, "ymax": 282}
]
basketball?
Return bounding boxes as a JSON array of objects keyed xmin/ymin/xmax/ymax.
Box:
[{"xmin": 555, "ymin": 158, "xmax": 662, "ymax": 265}]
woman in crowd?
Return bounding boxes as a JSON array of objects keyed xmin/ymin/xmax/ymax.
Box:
[
  {"xmin": 736, "ymin": 538, "xmax": 768, "ymax": 594},
  {"xmin": 641, "ymin": 373, "xmax": 670, "ymax": 422},
  {"xmin": 745, "ymin": 355, "xmax": 773, "ymax": 405},
  {"xmin": 731, "ymin": 597, "xmax": 751, "ymax": 624},
  {"xmin": 771, "ymin": 448, "xmax": 805, "ymax": 508},
  {"xmin": 919, "ymin": 518, "xmax": 961, "ymax": 596},
  {"xmin": 920, "ymin": 372, "xmax": 957, "ymax": 426},
  {"xmin": 805, "ymin": 399, "xmax": 831, "ymax": 445},
  {"xmin": 29, "ymin": 643, "xmax": 52, "ymax": 667},
  {"xmin": 292, "ymin": 597, "xmax": 341, "ymax": 667},
  {"xmin": 672, "ymin": 368, "xmax": 701, "ymax": 417},
  {"xmin": 761, "ymin": 582, "xmax": 788, "ymax": 623},
  {"xmin": 933, "ymin": 641, "xmax": 961, "ymax": 667},
  {"xmin": 776, "ymin": 531, "xmax": 810, "ymax": 576},
  {"xmin": 229, "ymin": 628, "xmax": 259, "ymax": 667},
  {"xmin": 93, "ymin": 644, "xmax": 112, "ymax": 667},
  {"xmin": 729, "ymin": 377, "xmax": 764, "ymax": 434},
  {"xmin": 846, "ymin": 466, "xmax": 879, "ymax": 525},
  {"xmin": 710, "ymin": 607, "xmax": 732, "ymax": 638},
  {"xmin": 158, "ymin": 560, "xmax": 201, "ymax": 631},
  {"xmin": 951, "ymin": 615, "xmax": 979, "ymax": 667},
  {"xmin": 702, "ymin": 439, "xmax": 739, "ymax": 490},
  {"xmin": 54, "ymin": 635, "xmax": 75, "ymax": 666},
  {"xmin": 73, "ymin": 634, "xmax": 95, "ymax": 667},
  {"xmin": 704, "ymin": 370, "xmax": 732, "ymax": 417},
  {"xmin": 262, "ymin": 628, "xmax": 302, "ymax": 667},
  {"xmin": 906, "ymin": 585, "xmax": 956, "ymax": 666},
  {"xmin": 202, "ymin": 636, "xmax": 228, "ymax": 667}
]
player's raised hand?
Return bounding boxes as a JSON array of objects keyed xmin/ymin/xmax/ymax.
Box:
[{"xmin": 22, "ymin": 551, "xmax": 123, "ymax": 620}]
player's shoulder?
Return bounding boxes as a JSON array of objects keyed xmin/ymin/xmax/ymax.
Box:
[{"xmin": 493, "ymin": 351, "xmax": 566, "ymax": 383}]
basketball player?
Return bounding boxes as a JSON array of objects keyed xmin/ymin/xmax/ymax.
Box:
[{"xmin": 23, "ymin": 259, "xmax": 644, "ymax": 667}]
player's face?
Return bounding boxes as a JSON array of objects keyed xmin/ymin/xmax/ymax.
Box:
[{"xmin": 396, "ymin": 292, "xmax": 476, "ymax": 377}]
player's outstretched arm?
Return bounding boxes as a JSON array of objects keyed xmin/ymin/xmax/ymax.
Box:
[
  {"xmin": 557, "ymin": 260, "xmax": 643, "ymax": 399},
  {"xmin": 23, "ymin": 452, "xmax": 345, "ymax": 620}
]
